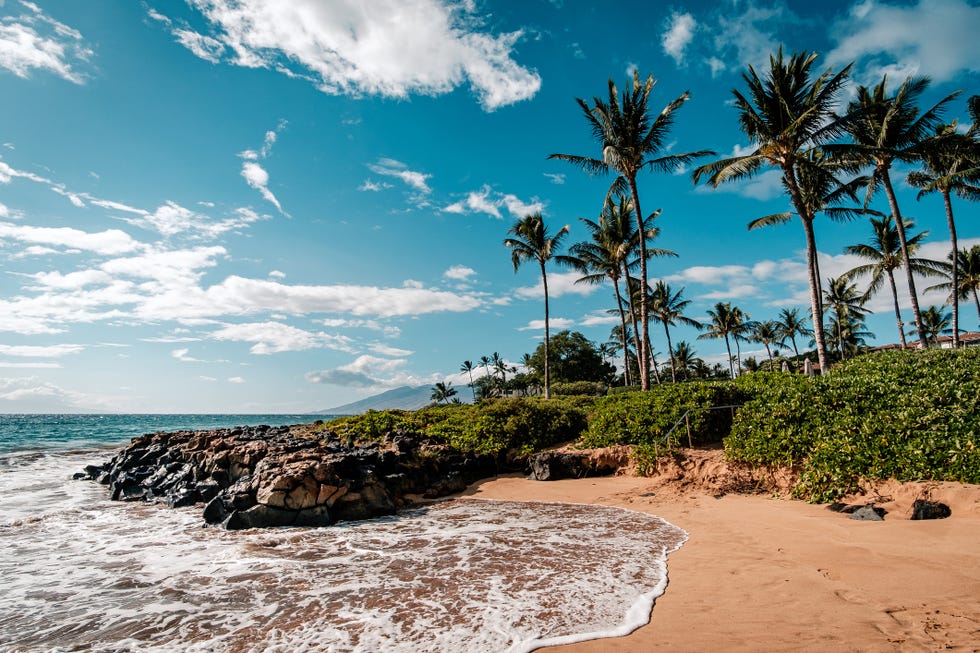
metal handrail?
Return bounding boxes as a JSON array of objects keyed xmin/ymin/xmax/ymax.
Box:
[{"xmin": 662, "ymin": 404, "xmax": 745, "ymax": 448}]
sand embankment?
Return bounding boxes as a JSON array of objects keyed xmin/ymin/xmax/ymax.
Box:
[{"xmin": 466, "ymin": 454, "xmax": 980, "ymax": 652}]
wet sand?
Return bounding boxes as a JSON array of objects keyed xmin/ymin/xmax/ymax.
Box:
[{"xmin": 466, "ymin": 474, "xmax": 980, "ymax": 652}]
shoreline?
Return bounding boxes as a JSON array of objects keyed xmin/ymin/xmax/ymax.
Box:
[{"xmin": 465, "ymin": 474, "xmax": 980, "ymax": 652}]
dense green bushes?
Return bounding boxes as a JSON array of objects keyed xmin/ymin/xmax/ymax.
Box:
[
  {"xmin": 582, "ymin": 379, "xmax": 752, "ymax": 449},
  {"xmin": 727, "ymin": 348, "xmax": 980, "ymax": 501},
  {"xmin": 324, "ymin": 349, "xmax": 980, "ymax": 502},
  {"xmin": 324, "ymin": 397, "xmax": 591, "ymax": 455}
]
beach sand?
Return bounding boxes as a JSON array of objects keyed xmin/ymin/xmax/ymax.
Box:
[{"xmin": 465, "ymin": 473, "xmax": 980, "ymax": 652}]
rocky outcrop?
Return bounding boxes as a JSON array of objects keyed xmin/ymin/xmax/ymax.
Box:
[
  {"xmin": 527, "ymin": 447, "xmax": 629, "ymax": 481},
  {"xmin": 80, "ymin": 424, "xmax": 498, "ymax": 530},
  {"xmin": 911, "ymin": 499, "xmax": 951, "ymax": 520}
]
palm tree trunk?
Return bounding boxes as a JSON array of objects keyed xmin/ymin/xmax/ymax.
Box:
[
  {"xmin": 723, "ymin": 334, "xmax": 734, "ymax": 379},
  {"xmin": 881, "ymin": 170, "xmax": 925, "ymax": 347},
  {"xmin": 801, "ymin": 216, "xmax": 830, "ymax": 373},
  {"xmin": 623, "ymin": 263, "xmax": 643, "ymax": 387},
  {"xmin": 645, "ymin": 329, "xmax": 662, "ymax": 384},
  {"xmin": 663, "ymin": 321, "xmax": 676, "ymax": 383},
  {"xmin": 765, "ymin": 343, "xmax": 773, "ymax": 371},
  {"xmin": 942, "ymin": 189, "xmax": 959, "ymax": 347},
  {"xmin": 540, "ymin": 261, "xmax": 551, "ymax": 399},
  {"xmin": 782, "ymin": 163, "xmax": 829, "ymax": 373},
  {"xmin": 972, "ymin": 287, "xmax": 980, "ymax": 327},
  {"xmin": 612, "ymin": 278, "xmax": 631, "ymax": 386},
  {"xmin": 886, "ymin": 269, "xmax": 908, "ymax": 348},
  {"xmin": 627, "ymin": 176, "xmax": 651, "ymax": 390}
]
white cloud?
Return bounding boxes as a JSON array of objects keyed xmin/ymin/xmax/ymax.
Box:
[
  {"xmin": 827, "ymin": 0, "xmax": 980, "ymax": 84},
  {"xmin": 358, "ymin": 179, "xmax": 391, "ymax": 192},
  {"xmin": 708, "ymin": 2, "xmax": 796, "ymax": 74},
  {"xmin": 0, "ymin": 343, "xmax": 83, "ymax": 357},
  {"xmin": 368, "ymin": 343, "xmax": 413, "ymax": 357},
  {"xmin": 238, "ymin": 123, "xmax": 287, "ymax": 213},
  {"xmin": 305, "ymin": 354, "xmax": 411, "ymax": 388},
  {"xmin": 162, "ymin": 0, "xmax": 540, "ymax": 111},
  {"xmin": 368, "ymin": 159, "xmax": 431, "ymax": 194},
  {"xmin": 209, "ymin": 321, "xmax": 356, "ymax": 354},
  {"xmin": 444, "ymin": 184, "xmax": 544, "ymax": 219},
  {"xmin": 228, "ymin": 376, "xmax": 245, "ymax": 384},
  {"xmin": 0, "ymin": 2, "xmax": 92, "ymax": 83},
  {"xmin": 662, "ymin": 12, "xmax": 696, "ymax": 65},
  {"xmin": 0, "ymin": 160, "xmax": 51, "ymax": 185},
  {"xmin": 696, "ymin": 168, "xmax": 785, "ymax": 202},
  {"xmin": 579, "ymin": 311, "xmax": 619, "ymax": 327},
  {"xmin": 171, "ymin": 347, "xmax": 205, "ymax": 363},
  {"xmin": 443, "ymin": 264, "xmax": 476, "ymax": 280},
  {"xmin": 0, "ymin": 221, "xmax": 143, "ymax": 255},
  {"xmin": 543, "ymin": 173, "xmax": 565, "ymax": 185},
  {"xmin": 515, "ymin": 270, "xmax": 596, "ymax": 299},
  {"xmin": 518, "ymin": 317, "xmax": 576, "ymax": 331}
]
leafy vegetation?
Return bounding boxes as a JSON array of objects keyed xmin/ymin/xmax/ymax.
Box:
[{"xmin": 727, "ymin": 348, "xmax": 980, "ymax": 501}]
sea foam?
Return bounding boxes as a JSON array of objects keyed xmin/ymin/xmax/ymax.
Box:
[{"xmin": 0, "ymin": 450, "xmax": 686, "ymax": 652}]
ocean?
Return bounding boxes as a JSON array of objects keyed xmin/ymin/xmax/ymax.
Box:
[{"xmin": 0, "ymin": 414, "xmax": 687, "ymax": 652}]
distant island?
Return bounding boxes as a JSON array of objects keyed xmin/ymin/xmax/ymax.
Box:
[{"xmin": 317, "ymin": 385, "xmax": 441, "ymax": 415}]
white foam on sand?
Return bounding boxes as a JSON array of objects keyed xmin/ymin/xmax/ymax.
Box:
[{"xmin": 0, "ymin": 453, "xmax": 687, "ymax": 653}]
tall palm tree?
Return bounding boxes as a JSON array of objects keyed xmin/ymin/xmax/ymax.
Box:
[
  {"xmin": 828, "ymin": 313, "xmax": 874, "ymax": 359},
  {"xmin": 562, "ymin": 194, "xmax": 657, "ymax": 386},
  {"xmin": 910, "ymin": 306, "xmax": 953, "ymax": 346},
  {"xmin": 842, "ymin": 75, "xmax": 960, "ymax": 347},
  {"xmin": 751, "ymin": 320, "xmax": 781, "ymax": 371},
  {"xmin": 693, "ymin": 49, "xmax": 853, "ymax": 373},
  {"xmin": 670, "ymin": 341, "xmax": 701, "ymax": 381},
  {"xmin": 504, "ymin": 213, "xmax": 570, "ymax": 399},
  {"xmin": 698, "ymin": 302, "xmax": 744, "ymax": 378},
  {"xmin": 550, "ymin": 70, "xmax": 712, "ymax": 390},
  {"xmin": 649, "ymin": 281, "xmax": 702, "ymax": 382},
  {"xmin": 824, "ymin": 276, "xmax": 870, "ymax": 357},
  {"xmin": 460, "ymin": 360, "xmax": 476, "ymax": 400},
  {"xmin": 926, "ymin": 245, "xmax": 980, "ymax": 329},
  {"xmin": 907, "ymin": 116, "xmax": 980, "ymax": 347},
  {"xmin": 842, "ymin": 215, "xmax": 935, "ymax": 348},
  {"xmin": 776, "ymin": 307, "xmax": 811, "ymax": 358}
]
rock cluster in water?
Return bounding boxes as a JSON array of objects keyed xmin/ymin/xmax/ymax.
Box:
[{"xmin": 79, "ymin": 423, "xmax": 498, "ymax": 530}]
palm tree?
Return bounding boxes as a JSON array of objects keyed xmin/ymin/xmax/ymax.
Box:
[
  {"xmin": 751, "ymin": 320, "xmax": 781, "ymax": 371},
  {"xmin": 649, "ymin": 281, "xmax": 702, "ymax": 382},
  {"xmin": 907, "ymin": 116, "xmax": 980, "ymax": 347},
  {"xmin": 550, "ymin": 70, "xmax": 712, "ymax": 390},
  {"xmin": 823, "ymin": 276, "xmax": 870, "ymax": 357},
  {"xmin": 504, "ymin": 213, "xmax": 570, "ymax": 399},
  {"xmin": 430, "ymin": 381, "xmax": 457, "ymax": 404},
  {"xmin": 910, "ymin": 306, "xmax": 953, "ymax": 346},
  {"xmin": 776, "ymin": 307, "xmax": 811, "ymax": 358},
  {"xmin": 561, "ymin": 195, "xmax": 654, "ymax": 387},
  {"xmin": 698, "ymin": 302, "xmax": 744, "ymax": 378},
  {"xmin": 460, "ymin": 360, "xmax": 476, "ymax": 400},
  {"xmin": 926, "ymin": 245, "xmax": 980, "ymax": 330},
  {"xmin": 828, "ymin": 313, "xmax": 874, "ymax": 359},
  {"xmin": 693, "ymin": 49, "xmax": 853, "ymax": 374},
  {"xmin": 842, "ymin": 215, "xmax": 935, "ymax": 348},
  {"xmin": 671, "ymin": 341, "xmax": 701, "ymax": 381},
  {"xmin": 842, "ymin": 75, "xmax": 960, "ymax": 347}
]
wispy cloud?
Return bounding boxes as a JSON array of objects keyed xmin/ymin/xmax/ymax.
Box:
[
  {"xmin": 0, "ymin": 1, "xmax": 93, "ymax": 83},
  {"xmin": 444, "ymin": 184, "xmax": 544, "ymax": 219},
  {"xmin": 662, "ymin": 12, "xmax": 697, "ymax": 66},
  {"xmin": 367, "ymin": 158, "xmax": 432, "ymax": 194},
  {"xmin": 239, "ymin": 122, "xmax": 287, "ymax": 214}
]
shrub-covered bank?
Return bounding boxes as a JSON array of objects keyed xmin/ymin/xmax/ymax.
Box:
[{"xmin": 322, "ymin": 348, "xmax": 980, "ymax": 501}]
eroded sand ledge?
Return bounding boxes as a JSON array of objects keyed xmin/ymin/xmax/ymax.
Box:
[{"xmin": 466, "ymin": 465, "xmax": 980, "ymax": 652}]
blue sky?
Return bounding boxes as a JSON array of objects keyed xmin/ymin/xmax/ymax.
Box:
[{"xmin": 1, "ymin": 0, "xmax": 978, "ymax": 413}]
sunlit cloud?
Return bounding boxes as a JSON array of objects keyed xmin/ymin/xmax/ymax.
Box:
[
  {"xmin": 0, "ymin": 1, "xmax": 93, "ymax": 83},
  {"xmin": 152, "ymin": 0, "xmax": 540, "ymax": 111}
]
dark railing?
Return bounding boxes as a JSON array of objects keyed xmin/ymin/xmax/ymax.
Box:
[{"xmin": 662, "ymin": 404, "xmax": 744, "ymax": 448}]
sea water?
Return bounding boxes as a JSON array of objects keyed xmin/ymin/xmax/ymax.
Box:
[{"xmin": 0, "ymin": 414, "xmax": 687, "ymax": 653}]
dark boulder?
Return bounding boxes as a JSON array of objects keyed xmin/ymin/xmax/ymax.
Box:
[
  {"xmin": 911, "ymin": 499, "xmax": 951, "ymax": 520},
  {"xmin": 528, "ymin": 451, "xmax": 617, "ymax": 481},
  {"xmin": 850, "ymin": 505, "xmax": 885, "ymax": 521}
]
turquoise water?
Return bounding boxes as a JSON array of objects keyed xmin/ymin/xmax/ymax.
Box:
[{"xmin": 0, "ymin": 413, "xmax": 329, "ymax": 454}]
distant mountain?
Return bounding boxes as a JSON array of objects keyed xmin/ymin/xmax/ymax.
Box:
[{"xmin": 316, "ymin": 385, "xmax": 437, "ymax": 415}]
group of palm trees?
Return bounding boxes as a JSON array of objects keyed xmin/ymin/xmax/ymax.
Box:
[{"xmin": 503, "ymin": 48, "xmax": 978, "ymax": 398}]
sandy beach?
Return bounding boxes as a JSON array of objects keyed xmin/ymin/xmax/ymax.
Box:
[{"xmin": 466, "ymin": 473, "xmax": 980, "ymax": 652}]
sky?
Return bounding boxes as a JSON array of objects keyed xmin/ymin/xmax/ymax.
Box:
[{"xmin": 0, "ymin": 0, "xmax": 978, "ymax": 413}]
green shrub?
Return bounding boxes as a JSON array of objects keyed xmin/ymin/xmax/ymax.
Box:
[
  {"xmin": 550, "ymin": 381, "xmax": 608, "ymax": 396},
  {"xmin": 727, "ymin": 348, "xmax": 980, "ymax": 501}
]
